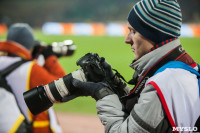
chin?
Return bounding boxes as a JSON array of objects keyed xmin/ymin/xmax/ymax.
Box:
[{"xmin": 134, "ymin": 56, "xmax": 139, "ymax": 60}]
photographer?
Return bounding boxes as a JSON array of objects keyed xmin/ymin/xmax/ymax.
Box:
[
  {"xmin": 70, "ymin": 0, "xmax": 200, "ymax": 132},
  {"xmin": 24, "ymin": 0, "xmax": 200, "ymax": 132},
  {"xmin": 0, "ymin": 23, "xmax": 65, "ymax": 133}
]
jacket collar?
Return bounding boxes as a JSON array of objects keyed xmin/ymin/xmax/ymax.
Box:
[
  {"xmin": 129, "ymin": 38, "xmax": 181, "ymax": 78},
  {"xmin": 0, "ymin": 41, "xmax": 32, "ymax": 60}
]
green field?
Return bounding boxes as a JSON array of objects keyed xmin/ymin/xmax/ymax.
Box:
[{"xmin": 1, "ymin": 32, "xmax": 200, "ymax": 114}]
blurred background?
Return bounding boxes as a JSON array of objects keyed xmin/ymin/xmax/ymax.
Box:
[
  {"xmin": 0, "ymin": 0, "xmax": 200, "ymax": 26},
  {"xmin": 0, "ymin": 0, "xmax": 200, "ymax": 133},
  {"xmin": 0, "ymin": 0, "xmax": 200, "ymax": 37}
]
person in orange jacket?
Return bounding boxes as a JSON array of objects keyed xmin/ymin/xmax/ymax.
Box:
[{"xmin": 0, "ymin": 23, "xmax": 65, "ymax": 133}]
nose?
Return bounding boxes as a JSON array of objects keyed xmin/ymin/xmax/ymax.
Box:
[{"xmin": 125, "ymin": 34, "xmax": 133, "ymax": 45}]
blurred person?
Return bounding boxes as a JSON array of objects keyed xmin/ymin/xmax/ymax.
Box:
[
  {"xmin": 67, "ymin": 0, "xmax": 200, "ymax": 132},
  {"xmin": 0, "ymin": 23, "xmax": 65, "ymax": 133}
]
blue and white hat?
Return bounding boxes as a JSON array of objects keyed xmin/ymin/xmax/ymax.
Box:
[{"xmin": 128, "ymin": 0, "xmax": 182, "ymax": 43}]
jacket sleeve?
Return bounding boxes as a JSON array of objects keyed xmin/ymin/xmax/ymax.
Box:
[
  {"xmin": 96, "ymin": 84, "xmax": 167, "ymax": 133},
  {"xmin": 30, "ymin": 55, "xmax": 66, "ymax": 88}
]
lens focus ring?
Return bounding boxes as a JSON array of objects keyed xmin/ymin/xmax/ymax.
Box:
[{"xmin": 54, "ymin": 78, "xmax": 69, "ymax": 97}]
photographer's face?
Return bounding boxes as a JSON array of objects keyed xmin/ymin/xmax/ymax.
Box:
[{"xmin": 125, "ymin": 23, "xmax": 155, "ymax": 60}]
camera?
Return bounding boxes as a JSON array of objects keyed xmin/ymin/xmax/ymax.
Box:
[
  {"xmin": 23, "ymin": 53, "xmax": 106, "ymax": 115},
  {"xmin": 32, "ymin": 40, "xmax": 77, "ymax": 59}
]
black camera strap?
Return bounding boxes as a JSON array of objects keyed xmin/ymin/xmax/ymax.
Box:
[
  {"xmin": 0, "ymin": 60, "xmax": 27, "ymax": 92},
  {"xmin": 122, "ymin": 45, "xmax": 185, "ymax": 102}
]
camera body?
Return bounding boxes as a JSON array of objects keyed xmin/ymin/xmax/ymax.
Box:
[
  {"xmin": 24, "ymin": 53, "xmax": 106, "ymax": 115},
  {"xmin": 76, "ymin": 53, "xmax": 105, "ymax": 82}
]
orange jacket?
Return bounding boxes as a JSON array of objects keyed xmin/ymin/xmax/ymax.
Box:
[{"xmin": 0, "ymin": 41, "xmax": 66, "ymax": 133}]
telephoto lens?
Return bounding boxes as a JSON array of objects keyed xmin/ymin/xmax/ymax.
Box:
[
  {"xmin": 52, "ymin": 40, "xmax": 77, "ymax": 57},
  {"xmin": 23, "ymin": 69, "xmax": 86, "ymax": 115},
  {"xmin": 24, "ymin": 53, "xmax": 107, "ymax": 115}
]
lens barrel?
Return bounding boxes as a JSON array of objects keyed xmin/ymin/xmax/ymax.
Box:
[
  {"xmin": 65, "ymin": 45, "xmax": 76, "ymax": 56},
  {"xmin": 23, "ymin": 69, "xmax": 86, "ymax": 115},
  {"xmin": 23, "ymin": 86, "xmax": 53, "ymax": 115}
]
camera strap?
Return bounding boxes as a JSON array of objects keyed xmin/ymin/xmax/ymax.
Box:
[
  {"xmin": 0, "ymin": 60, "xmax": 27, "ymax": 92},
  {"xmin": 121, "ymin": 45, "xmax": 185, "ymax": 101}
]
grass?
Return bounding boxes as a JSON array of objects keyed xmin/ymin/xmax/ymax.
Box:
[{"xmin": 1, "ymin": 32, "xmax": 200, "ymax": 114}]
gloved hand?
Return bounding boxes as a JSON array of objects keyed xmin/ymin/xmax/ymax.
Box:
[
  {"xmin": 71, "ymin": 78, "xmax": 114, "ymax": 101},
  {"xmin": 32, "ymin": 41, "xmax": 54, "ymax": 59},
  {"xmin": 41, "ymin": 45, "xmax": 54, "ymax": 59},
  {"xmin": 32, "ymin": 43, "xmax": 43, "ymax": 59},
  {"xmin": 100, "ymin": 58, "xmax": 130, "ymax": 97},
  {"xmin": 99, "ymin": 57, "xmax": 115, "ymax": 80},
  {"xmin": 76, "ymin": 53, "xmax": 130, "ymax": 97}
]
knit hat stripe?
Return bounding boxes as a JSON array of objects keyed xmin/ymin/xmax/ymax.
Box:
[
  {"xmin": 136, "ymin": 4, "xmax": 180, "ymax": 36},
  {"xmin": 142, "ymin": 1, "xmax": 181, "ymax": 29},
  {"xmin": 140, "ymin": 3, "xmax": 181, "ymax": 30},
  {"xmin": 151, "ymin": 0, "xmax": 181, "ymax": 18},
  {"xmin": 158, "ymin": 3, "xmax": 180, "ymax": 15},
  {"xmin": 159, "ymin": 1, "xmax": 180, "ymax": 10},
  {"xmin": 134, "ymin": 6, "xmax": 178, "ymax": 37},
  {"xmin": 159, "ymin": 0, "xmax": 180, "ymax": 11},
  {"xmin": 148, "ymin": 0, "xmax": 182, "ymax": 21}
]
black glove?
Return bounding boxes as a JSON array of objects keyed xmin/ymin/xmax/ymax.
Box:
[
  {"xmin": 41, "ymin": 45, "xmax": 54, "ymax": 59},
  {"xmin": 32, "ymin": 44, "xmax": 44, "ymax": 59},
  {"xmin": 32, "ymin": 41, "xmax": 54, "ymax": 59},
  {"xmin": 100, "ymin": 58, "xmax": 128, "ymax": 97},
  {"xmin": 71, "ymin": 78, "xmax": 114, "ymax": 100}
]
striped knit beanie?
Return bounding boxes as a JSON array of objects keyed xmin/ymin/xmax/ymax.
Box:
[{"xmin": 128, "ymin": 0, "xmax": 182, "ymax": 43}]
